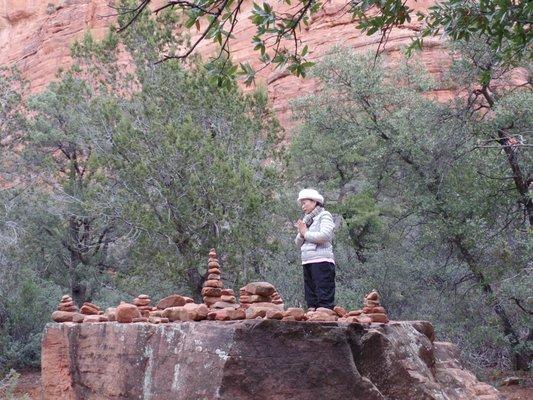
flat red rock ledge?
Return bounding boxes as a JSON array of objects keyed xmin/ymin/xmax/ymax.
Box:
[{"xmin": 41, "ymin": 320, "xmax": 502, "ymax": 400}]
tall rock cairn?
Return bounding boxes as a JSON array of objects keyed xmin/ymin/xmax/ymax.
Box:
[{"xmin": 202, "ymin": 248, "xmax": 225, "ymax": 307}]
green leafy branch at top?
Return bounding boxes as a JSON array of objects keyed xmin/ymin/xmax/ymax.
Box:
[{"xmin": 116, "ymin": 0, "xmax": 532, "ymax": 87}]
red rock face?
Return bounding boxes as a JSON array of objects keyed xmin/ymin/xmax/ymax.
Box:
[
  {"xmin": 41, "ymin": 320, "xmax": 502, "ymax": 400},
  {"xmin": 0, "ymin": 0, "xmax": 452, "ymax": 131}
]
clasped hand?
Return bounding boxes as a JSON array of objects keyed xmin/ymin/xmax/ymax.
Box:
[{"xmin": 296, "ymin": 219, "xmax": 307, "ymax": 237}]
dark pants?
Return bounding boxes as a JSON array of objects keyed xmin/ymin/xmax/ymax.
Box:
[{"xmin": 303, "ymin": 261, "xmax": 335, "ymax": 309}]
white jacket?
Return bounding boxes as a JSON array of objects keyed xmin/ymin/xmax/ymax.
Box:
[{"xmin": 295, "ymin": 210, "xmax": 335, "ymax": 263}]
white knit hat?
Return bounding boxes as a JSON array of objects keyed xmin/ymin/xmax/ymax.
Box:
[{"xmin": 297, "ymin": 188, "xmax": 324, "ymax": 205}]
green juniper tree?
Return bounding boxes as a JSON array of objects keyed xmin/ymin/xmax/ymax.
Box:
[{"xmin": 289, "ymin": 47, "xmax": 531, "ymax": 370}]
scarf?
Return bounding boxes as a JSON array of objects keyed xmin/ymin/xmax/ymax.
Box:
[{"xmin": 302, "ymin": 205, "xmax": 324, "ymax": 227}]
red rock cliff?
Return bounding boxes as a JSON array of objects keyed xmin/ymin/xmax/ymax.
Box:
[
  {"xmin": 41, "ymin": 319, "xmax": 502, "ymax": 399},
  {"xmin": 0, "ymin": 0, "xmax": 449, "ymax": 128}
]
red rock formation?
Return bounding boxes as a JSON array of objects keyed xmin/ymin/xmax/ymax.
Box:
[
  {"xmin": 1, "ymin": 0, "xmax": 451, "ymax": 130},
  {"xmin": 41, "ymin": 320, "xmax": 502, "ymax": 399}
]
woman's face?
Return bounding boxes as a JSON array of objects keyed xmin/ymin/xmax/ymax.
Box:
[{"xmin": 300, "ymin": 199, "xmax": 317, "ymax": 214}]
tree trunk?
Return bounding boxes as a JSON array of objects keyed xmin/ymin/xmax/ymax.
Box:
[{"xmin": 453, "ymin": 236, "xmax": 531, "ymax": 370}]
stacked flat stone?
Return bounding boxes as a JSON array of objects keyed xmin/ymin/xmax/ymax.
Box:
[
  {"xmin": 51, "ymin": 295, "xmax": 79, "ymax": 322},
  {"xmin": 202, "ymin": 248, "xmax": 226, "ymax": 307},
  {"xmin": 361, "ymin": 290, "xmax": 389, "ymax": 323},
  {"xmin": 212, "ymin": 288, "xmax": 239, "ymax": 310},
  {"xmin": 80, "ymin": 302, "xmax": 108, "ymax": 323},
  {"xmin": 133, "ymin": 294, "xmax": 153, "ymax": 317},
  {"xmin": 239, "ymin": 282, "xmax": 284, "ymax": 319},
  {"xmin": 80, "ymin": 302, "xmax": 102, "ymax": 315},
  {"xmin": 163, "ymin": 303, "xmax": 209, "ymax": 322},
  {"xmin": 155, "ymin": 294, "xmax": 194, "ymax": 309},
  {"xmin": 58, "ymin": 295, "xmax": 77, "ymax": 312}
]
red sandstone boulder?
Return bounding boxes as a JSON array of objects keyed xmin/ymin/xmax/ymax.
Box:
[
  {"xmin": 243, "ymin": 282, "xmax": 276, "ymax": 296},
  {"xmin": 41, "ymin": 320, "xmax": 503, "ymax": 400},
  {"xmin": 156, "ymin": 294, "xmax": 189, "ymax": 309},
  {"xmin": 51, "ymin": 311, "xmax": 75, "ymax": 322},
  {"xmin": 80, "ymin": 304, "xmax": 99, "ymax": 315},
  {"xmin": 164, "ymin": 304, "xmax": 209, "ymax": 321},
  {"xmin": 116, "ymin": 303, "xmax": 141, "ymax": 323}
]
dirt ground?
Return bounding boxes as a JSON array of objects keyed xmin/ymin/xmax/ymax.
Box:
[{"xmin": 14, "ymin": 370, "xmax": 533, "ymax": 399}]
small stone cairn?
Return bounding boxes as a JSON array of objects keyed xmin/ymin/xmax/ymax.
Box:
[
  {"xmin": 51, "ymin": 295, "xmax": 79, "ymax": 322},
  {"xmin": 133, "ymin": 294, "xmax": 153, "ymax": 317},
  {"xmin": 338, "ymin": 290, "xmax": 389, "ymax": 324},
  {"xmin": 80, "ymin": 301, "xmax": 108, "ymax": 323},
  {"xmin": 361, "ymin": 290, "xmax": 389, "ymax": 323},
  {"xmin": 239, "ymin": 282, "xmax": 287, "ymax": 320},
  {"xmin": 58, "ymin": 295, "xmax": 77, "ymax": 312}
]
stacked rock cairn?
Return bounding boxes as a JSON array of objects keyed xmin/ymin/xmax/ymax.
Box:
[
  {"xmin": 79, "ymin": 301, "xmax": 107, "ymax": 323},
  {"xmin": 361, "ymin": 290, "xmax": 389, "ymax": 323},
  {"xmin": 51, "ymin": 249, "xmax": 390, "ymax": 325},
  {"xmin": 238, "ymin": 282, "xmax": 284, "ymax": 319},
  {"xmin": 51, "ymin": 295, "xmax": 79, "ymax": 322},
  {"xmin": 202, "ymin": 249, "xmax": 245, "ymax": 320},
  {"xmin": 202, "ymin": 248, "xmax": 237, "ymax": 309}
]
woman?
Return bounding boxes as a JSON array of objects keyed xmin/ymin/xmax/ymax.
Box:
[{"xmin": 294, "ymin": 188, "xmax": 336, "ymax": 310}]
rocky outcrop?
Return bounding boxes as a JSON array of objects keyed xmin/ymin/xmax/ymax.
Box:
[
  {"xmin": 41, "ymin": 319, "xmax": 502, "ymax": 399},
  {"xmin": 1, "ymin": 0, "xmax": 449, "ymax": 128}
]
